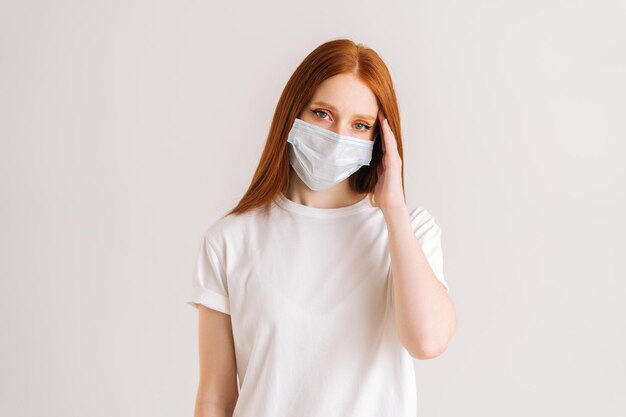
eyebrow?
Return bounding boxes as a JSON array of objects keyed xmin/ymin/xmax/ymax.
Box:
[{"xmin": 310, "ymin": 101, "xmax": 377, "ymax": 124}]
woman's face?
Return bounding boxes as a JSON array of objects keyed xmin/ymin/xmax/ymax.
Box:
[{"xmin": 298, "ymin": 73, "xmax": 380, "ymax": 142}]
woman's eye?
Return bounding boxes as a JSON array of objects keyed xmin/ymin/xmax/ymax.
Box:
[
  {"xmin": 311, "ymin": 110, "xmax": 371, "ymax": 132},
  {"xmin": 312, "ymin": 110, "xmax": 329, "ymax": 119}
]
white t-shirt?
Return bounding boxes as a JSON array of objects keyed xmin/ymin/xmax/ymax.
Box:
[{"xmin": 186, "ymin": 191, "xmax": 449, "ymax": 417}]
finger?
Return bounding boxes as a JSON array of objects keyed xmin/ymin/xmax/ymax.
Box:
[
  {"xmin": 382, "ymin": 118, "xmax": 399, "ymax": 157},
  {"xmin": 377, "ymin": 109, "xmax": 386, "ymax": 140}
]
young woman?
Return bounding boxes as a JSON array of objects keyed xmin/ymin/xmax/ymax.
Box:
[{"xmin": 186, "ymin": 38, "xmax": 457, "ymax": 417}]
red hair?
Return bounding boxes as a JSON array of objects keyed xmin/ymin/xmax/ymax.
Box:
[{"xmin": 225, "ymin": 38, "xmax": 405, "ymax": 217}]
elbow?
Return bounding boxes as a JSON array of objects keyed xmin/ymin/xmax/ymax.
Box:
[
  {"xmin": 400, "ymin": 318, "xmax": 457, "ymax": 360},
  {"xmin": 405, "ymin": 338, "xmax": 449, "ymax": 360}
]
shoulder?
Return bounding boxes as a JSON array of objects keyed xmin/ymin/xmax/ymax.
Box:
[
  {"xmin": 200, "ymin": 206, "xmax": 267, "ymax": 251},
  {"xmin": 408, "ymin": 206, "xmax": 440, "ymax": 231}
]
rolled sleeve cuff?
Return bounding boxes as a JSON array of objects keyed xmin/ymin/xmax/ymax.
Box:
[{"xmin": 186, "ymin": 286, "xmax": 230, "ymax": 315}]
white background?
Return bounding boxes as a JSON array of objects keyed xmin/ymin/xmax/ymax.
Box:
[{"xmin": 1, "ymin": 1, "xmax": 624, "ymax": 416}]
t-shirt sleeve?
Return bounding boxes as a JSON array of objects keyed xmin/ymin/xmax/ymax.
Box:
[
  {"xmin": 409, "ymin": 208, "xmax": 450, "ymax": 293},
  {"xmin": 186, "ymin": 234, "xmax": 231, "ymax": 315}
]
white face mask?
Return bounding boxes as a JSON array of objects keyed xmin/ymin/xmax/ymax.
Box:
[{"xmin": 286, "ymin": 118, "xmax": 375, "ymax": 191}]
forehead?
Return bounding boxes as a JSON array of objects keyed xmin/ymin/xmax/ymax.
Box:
[{"xmin": 308, "ymin": 73, "xmax": 379, "ymax": 120}]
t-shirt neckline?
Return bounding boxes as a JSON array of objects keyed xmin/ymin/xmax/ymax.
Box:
[{"xmin": 273, "ymin": 191, "xmax": 372, "ymax": 218}]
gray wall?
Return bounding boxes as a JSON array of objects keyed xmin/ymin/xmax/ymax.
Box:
[{"xmin": 1, "ymin": 1, "xmax": 624, "ymax": 416}]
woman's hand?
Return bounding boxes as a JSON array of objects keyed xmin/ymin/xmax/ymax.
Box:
[{"xmin": 373, "ymin": 109, "xmax": 406, "ymax": 213}]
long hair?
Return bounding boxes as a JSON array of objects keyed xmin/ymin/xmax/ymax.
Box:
[{"xmin": 225, "ymin": 38, "xmax": 405, "ymax": 217}]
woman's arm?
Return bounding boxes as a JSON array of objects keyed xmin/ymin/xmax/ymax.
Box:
[
  {"xmin": 372, "ymin": 111, "xmax": 457, "ymax": 360},
  {"xmin": 193, "ymin": 305, "xmax": 239, "ymax": 417},
  {"xmin": 384, "ymin": 206, "xmax": 457, "ymax": 360}
]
